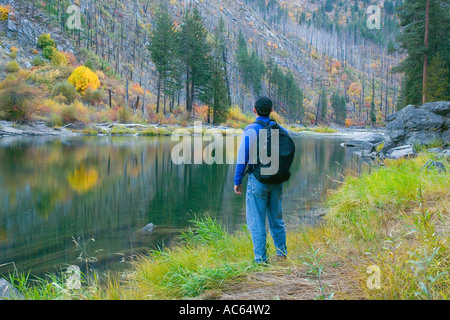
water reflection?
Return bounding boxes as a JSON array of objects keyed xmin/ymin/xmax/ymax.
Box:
[{"xmin": 0, "ymin": 135, "xmax": 358, "ymax": 276}]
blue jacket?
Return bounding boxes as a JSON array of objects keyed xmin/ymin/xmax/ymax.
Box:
[{"xmin": 234, "ymin": 116, "xmax": 287, "ymax": 186}]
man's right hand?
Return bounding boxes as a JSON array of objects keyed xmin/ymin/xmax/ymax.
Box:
[{"xmin": 234, "ymin": 185, "xmax": 243, "ymax": 196}]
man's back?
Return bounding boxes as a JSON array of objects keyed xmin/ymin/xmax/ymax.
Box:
[
  {"xmin": 233, "ymin": 96, "xmax": 289, "ymax": 264},
  {"xmin": 234, "ymin": 116, "xmax": 288, "ymax": 186}
]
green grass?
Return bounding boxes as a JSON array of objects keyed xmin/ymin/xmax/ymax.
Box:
[
  {"xmin": 116, "ymin": 216, "xmax": 261, "ymax": 299},
  {"xmin": 288, "ymin": 126, "xmax": 338, "ymax": 134},
  {"xmin": 140, "ymin": 127, "xmax": 173, "ymax": 136}
]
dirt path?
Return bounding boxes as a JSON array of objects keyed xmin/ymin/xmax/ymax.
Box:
[{"xmin": 201, "ymin": 261, "xmax": 360, "ymax": 300}]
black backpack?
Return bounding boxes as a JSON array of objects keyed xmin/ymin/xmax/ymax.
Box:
[{"xmin": 248, "ymin": 120, "xmax": 296, "ymax": 184}]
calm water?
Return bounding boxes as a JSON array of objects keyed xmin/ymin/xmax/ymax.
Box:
[{"xmin": 0, "ymin": 134, "xmax": 359, "ymax": 276}]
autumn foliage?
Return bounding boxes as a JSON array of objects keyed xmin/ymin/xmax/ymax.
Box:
[
  {"xmin": 0, "ymin": 4, "xmax": 10, "ymax": 21},
  {"xmin": 68, "ymin": 66, "xmax": 101, "ymax": 93}
]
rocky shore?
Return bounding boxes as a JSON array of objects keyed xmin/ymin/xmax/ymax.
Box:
[
  {"xmin": 0, "ymin": 120, "xmax": 78, "ymax": 137},
  {"xmin": 345, "ymin": 101, "xmax": 450, "ymax": 161}
]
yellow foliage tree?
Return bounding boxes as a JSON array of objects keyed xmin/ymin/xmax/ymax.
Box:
[
  {"xmin": 0, "ymin": 5, "xmax": 10, "ymax": 21},
  {"xmin": 347, "ymin": 82, "xmax": 362, "ymax": 98},
  {"xmin": 68, "ymin": 66, "xmax": 100, "ymax": 93}
]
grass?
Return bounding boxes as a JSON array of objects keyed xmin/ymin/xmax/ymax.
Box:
[
  {"xmin": 106, "ymin": 216, "xmax": 262, "ymax": 299},
  {"xmin": 288, "ymin": 125, "xmax": 338, "ymax": 134},
  {"xmin": 3, "ymin": 152, "xmax": 449, "ymax": 300}
]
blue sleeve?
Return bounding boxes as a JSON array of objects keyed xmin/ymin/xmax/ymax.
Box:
[{"xmin": 234, "ymin": 126, "xmax": 257, "ymax": 185}]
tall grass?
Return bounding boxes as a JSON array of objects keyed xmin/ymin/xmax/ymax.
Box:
[
  {"xmin": 321, "ymin": 153, "xmax": 450, "ymax": 299},
  {"xmin": 92, "ymin": 216, "xmax": 263, "ymax": 299}
]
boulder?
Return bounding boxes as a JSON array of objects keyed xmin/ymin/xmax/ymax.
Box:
[
  {"xmin": 385, "ymin": 145, "xmax": 417, "ymax": 160},
  {"xmin": 345, "ymin": 133, "xmax": 384, "ymax": 148},
  {"xmin": 0, "ymin": 279, "xmax": 22, "ymax": 300},
  {"xmin": 422, "ymin": 101, "xmax": 450, "ymax": 117},
  {"xmin": 141, "ymin": 223, "xmax": 155, "ymax": 233},
  {"xmin": 385, "ymin": 101, "xmax": 449, "ymax": 148},
  {"xmin": 423, "ymin": 159, "xmax": 446, "ymax": 173}
]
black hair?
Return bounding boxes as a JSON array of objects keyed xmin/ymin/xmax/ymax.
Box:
[{"xmin": 254, "ymin": 96, "xmax": 273, "ymax": 117}]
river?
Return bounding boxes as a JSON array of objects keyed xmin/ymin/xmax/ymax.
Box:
[{"xmin": 0, "ymin": 134, "xmax": 361, "ymax": 277}]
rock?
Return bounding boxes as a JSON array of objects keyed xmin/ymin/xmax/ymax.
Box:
[
  {"xmin": 380, "ymin": 137, "xmax": 395, "ymax": 154},
  {"xmin": 386, "ymin": 113, "xmax": 397, "ymax": 123},
  {"xmin": 346, "ymin": 133, "xmax": 384, "ymax": 148},
  {"xmin": 0, "ymin": 279, "xmax": 22, "ymax": 300},
  {"xmin": 385, "ymin": 145, "xmax": 417, "ymax": 160},
  {"xmin": 385, "ymin": 101, "xmax": 449, "ymax": 148},
  {"xmin": 405, "ymin": 131, "xmax": 443, "ymax": 146},
  {"xmin": 361, "ymin": 141, "xmax": 374, "ymax": 152},
  {"xmin": 7, "ymin": 19, "xmax": 16, "ymax": 33},
  {"xmin": 426, "ymin": 148, "xmax": 443, "ymax": 154},
  {"xmin": 422, "ymin": 101, "xmax": 450, "ymax": 117},
  {"xmin": 442, "ymin": 149, "xmax": 450, "ymax": 159},
  {"xmin": 443, "ymin": 131, "xmax": 450, "ymax": 145},
  {"xmin": 387, "ymin": 105, "xmax": 445, "ymax": 132},
  {"xmin": 141, "ymin": 223, "xmax": 155, "ymax": 233},
  {"xmin": 423, "ymin": 159, "xmax": 446, "ymax": 173}
]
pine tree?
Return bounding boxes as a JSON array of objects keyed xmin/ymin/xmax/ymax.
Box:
[
  {"xmin": 148, "ymin": 2, "xmax": 177, "ymax": 114},
  {"xmin": 331, "ymin": 91, "xmax": 347, "ymax": 125},
  {"xmin": 235, "ymin": 29, "xmax": 265, "ymax": 96},
  {"xmin": 204, "ymin": 17, "xmax": 230, "ymax": 124},
  {"xmin": 179, "ymin": 7, "xmax": 211, "ymax": 114},
  {"xmin": 320, "ymin": 88, "xmax": 328, "ymax": 121},
  {"xmin": 426, "ymin": 53, "xmax": 450, "ymax": 102},
  {"xmin": 370, "ymin": 100, "xmax": 376, "ymax": 124},
  {"xmin": 394, "ymin": 0, "xmax": 450, "ymax": 107}
]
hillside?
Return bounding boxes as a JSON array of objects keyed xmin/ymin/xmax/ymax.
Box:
[{"xmin": 0, "ymin": 0, "xmax": 405, "ymax": 128}]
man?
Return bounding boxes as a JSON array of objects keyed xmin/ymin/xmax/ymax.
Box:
[{"xmin": 234, "ymin": 96, "xmax": 290, "ymax": 264}]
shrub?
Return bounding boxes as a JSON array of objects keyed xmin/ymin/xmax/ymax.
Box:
[
  {"xmin": 9, "ymin": 46, "xmax": 18, "ymax": 59},
  {"xmin": 60, "ymin": 101, "xmax": 89, "ymax": 124},
  {"xmin": 270, "ymin": 110, "xmax": 285, "ymax": 125},
  {"xmin": 68, "ymin": 66, "xmax": 100, "ymax": 93},
  {"xmin": 42, "ymin": 46, "xmax": 56, "ymax": 60},
  {"xmin": 63, "ymin": 52, "xmax": 77, "ymax": 66},
  {"xmin": 226, "ymin": 105, "xmax": 254, "ymax": 129},
  {"xmin": 117, "ymin": 107, "xmax": 131, "ymax": 123},
  {"xmin": 51, "ymin": 82, "xmax": 78, "ymax": 104},
  {"xmin": 60, "ymin": 104, "xmax": 77, "ymax": 124},
  {"xmin": 32, "ymin": 55, "xmax": 45, "ymax": 67},
  {"xmin": 0, "ymin": 75, "xmax": 37, "ymax": 122},
  {"xmin": 83, "ymin": 88, "xmax": 104, "ymax": 105},
  {"xmin": 5, "ymin": 60, "xmax": 20, "ymax": 73},
  {"xmin": 51, "ymin": 50, "xmax": 68, "ymax": 66},
  {"xmin": 0, "ymin": 4, "xmax": 10, "ymax": 21},
  {"xmin": 37, "ymin": 34, "xmax": 56, "ymax": 50},
  {"xmin": 46, "ymin": 113, "xmax": 63, "ymax": 128},
  {"xmin": 28, "ymin": 66, "xmax": 62, "ymax": 85}
]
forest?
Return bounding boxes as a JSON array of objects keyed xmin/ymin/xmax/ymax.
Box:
[{"xmin": 0, "ymin": 0, "xmax": 448, "ymax": 130}]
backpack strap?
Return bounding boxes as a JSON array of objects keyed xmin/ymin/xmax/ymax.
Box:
[{"xmin": 253, "ymin": 119, "xmax": 277, "ymax": 128}]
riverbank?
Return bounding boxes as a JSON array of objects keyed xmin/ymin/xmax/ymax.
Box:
[
  {"xmin": 0, "ymin": 119, "xmax": 381, "ymax": 139},
  {"xmin": 3, "ymin": 151, "xmax": 448, "ymax": 300}
]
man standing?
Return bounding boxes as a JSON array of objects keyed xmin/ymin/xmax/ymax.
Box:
[{"xmin": 234, "ymin": 96, "xmax": 294, "ymax": 264}]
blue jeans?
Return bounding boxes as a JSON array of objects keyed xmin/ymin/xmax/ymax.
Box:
[{"xmin": 246, "ymin": 174, "xmax": 287, "ymax": 263}]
